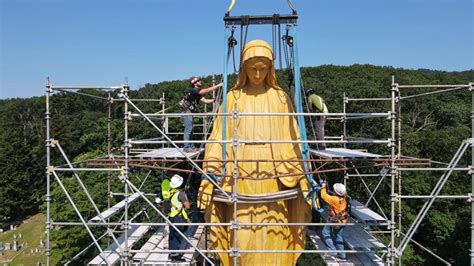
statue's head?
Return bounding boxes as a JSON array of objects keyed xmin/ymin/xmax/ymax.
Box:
[{"xmin": 233, "ymin": 40, "xmax": 280, "ymax": 91}]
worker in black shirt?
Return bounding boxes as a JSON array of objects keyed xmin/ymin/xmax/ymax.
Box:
[{"xmin": 179, "ymin": 76, "xmax": 222, "ymax": 152}]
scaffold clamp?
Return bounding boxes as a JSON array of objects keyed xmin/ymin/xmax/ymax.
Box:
[
  {"xmin": 230, "ymin": 221, "xmax": 240, "ymax": 230},
  {"xmin": 387, "ymin": 138, "xmax": 396, "ymax": 147},
  {"xmin": 117, "ymin": 90, "xmax": 125, "ymax": 98},
  {"xmin": 46, "ymin": 85, "xmax": 53, "ymax": 93},
  {"xmin": 118, "ymin": 175, "xmax": 126, "ymax": 183},
  {"xmin": 391, "ymin": 83, "xmax": 399, "ymax": 92},
  {"xmin": 232, "ymin": 110, "xmax": 240, "ymax": 120},
  {"xmin": 47, "ymin": 166, "xmax": 54, "ymax": 174},
  {"xmin": 229, "ymin": 249, "xmax": 240, "ymax": 257},
  {"xmin": 392, "ymin": 193, "xmax": 400, "ymax": 203},
  {"xmin": 50, "ymin": 139, "xmax": 58, "ymax": 147},
  {"xmin": 232, "ymin": 139, "xmax": 240, "ymax": 148},
  {"xmin": 468, "ymin": 193, "xmax": 473, "ymax": 203},
  {"xmin": 388, "ymin": 111, "xmax": 396, "ymax": 120},
  {"xmin": 231, "ymin": 194, "xmax": 238, "ymax": 203},
  {"xmin": 394, "ymin": 248, "xmax": 402, "ymax": 257}
]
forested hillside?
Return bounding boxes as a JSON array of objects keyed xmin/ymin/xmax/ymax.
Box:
[{"xmin": 0, "ymin": 65, "xmax": 472, "ymax": 264}]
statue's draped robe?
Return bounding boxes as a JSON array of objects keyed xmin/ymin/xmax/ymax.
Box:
[{"xmin": 198, "ymin": 85, "xmax": 311, "ymax": 266}]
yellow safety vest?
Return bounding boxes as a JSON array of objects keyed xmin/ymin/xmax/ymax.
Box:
[
  {"xmin": 308, "ymin": 94, "xmax": 328, "ymax": 113},
  {"xmin": 169, "ymin": 191, "xmax": 189, "ymax": 220}
]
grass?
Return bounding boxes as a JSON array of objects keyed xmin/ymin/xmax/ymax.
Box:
[{"xmin": 0, "ymin": 213, "xmax": 60, "ymax": 265}]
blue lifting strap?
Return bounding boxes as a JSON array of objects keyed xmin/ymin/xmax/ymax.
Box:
[
  {"xmin": 221, "ymin": 27, "xmax": 231, "ymax": 181},
  {"xmin": 292, "ymin": 26, "xmax": 324, "ymax": 213}
]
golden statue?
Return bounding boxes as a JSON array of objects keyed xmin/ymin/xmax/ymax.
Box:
[{"xmin": 198, "ymin": 40, "xmax": 311, "ymax": 265}]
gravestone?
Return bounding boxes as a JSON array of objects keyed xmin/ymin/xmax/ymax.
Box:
[
  {"xmin": 13, "ymin": 240, "xmax": 17, "ymax": 251},
  {"xmin": 18, "ymin": 233, "xmax": 22, "ymax": 239},
  {"xmin": 39, "ymin": 239, "xmax": 44, "ymax": 248},
  {"xmin": 4, "ymin": 243, "xmax": 10, "ymax": 251}
]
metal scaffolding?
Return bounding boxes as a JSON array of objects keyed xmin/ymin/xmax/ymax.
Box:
[{"xmin": 44, "ymin": 76, "xmax": 473, "ymax": 265}]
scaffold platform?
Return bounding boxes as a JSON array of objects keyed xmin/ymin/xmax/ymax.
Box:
[
  {"xmin": 307, "ymin": 228, "xmax": 384, "ymax": 265},
  {"xmin": 132, "ymin": 225, "xmax": 204, "ymax": 265},
  {"xmin": 311, "ymin": 148, "xmax": 382, "ymax": 159},
  {"xmin": 350, "ymin": 199, "xmax": 387, "ymax": 225},
  {"xmin": 89, "ymin": 192, "xmax": 141, "ymax": 222},
  {"xmin": 88, "ymin": 225, "xmax": 151, "ymax": 265},
  {"xmin": 136, "ymin": 148, "xmax": 204, "ymax": 159}
]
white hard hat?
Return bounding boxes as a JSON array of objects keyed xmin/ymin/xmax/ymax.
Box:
[
  {"xmin": 170, "ymin": 174, "xmax": 184, "ymax": 188},
  {"xmin": 333, "ymin": 183, "xmax": 347, "ymax": 196}
]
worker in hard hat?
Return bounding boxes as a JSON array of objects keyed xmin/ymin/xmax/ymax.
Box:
[
  {"xmin": 320, "ymin": 182, "xmax": 348, "ymax": 260},
  {"xmin": 306, "ymin": 88, "xmax": 328, "ymax": 150},
  {"xmin": 179, "ymin": 77, "xmax": 223, "ymax": 153},
  {"xmin": 166, "ymin": 174, "xmax": 191, "ymax": 262}
]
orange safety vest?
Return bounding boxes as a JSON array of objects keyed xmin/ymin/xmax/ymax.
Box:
[{"xmin": 320, "ymin": 187, "xmax": 348, "ymax": 224}]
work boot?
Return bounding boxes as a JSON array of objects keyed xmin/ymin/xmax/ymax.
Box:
[{"xmin": 170, "ymin": 255, "xmax": 185, "ymax": 262}]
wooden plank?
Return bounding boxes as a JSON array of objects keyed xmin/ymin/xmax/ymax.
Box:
[
  {"xmin": 181, "ymin": 225, "xmax": 204, "ymax": 261},
  {"xmin": 137, "ymin": 225, "xmax": 204, "ymax": 265},
  {"xmin": 350, "ymin": 200, "xmax": 387, "ymax": 225},
  {"xmin": 88, "ymin": 225, "xmax": 151, "ymax": 265},
  {"xmin": 142, "ymin": 230, "xmax": 169, "ymax": 264},
  {"xmin": 89, "ymin": 192, "xmax": 141, "ymax": 222},
  {"xmin": 310, "ymin": 148, "xmax": 381, "ymax": 159},
  {"xmin": 307, "ymin": 229, "xmax": 341, "ymax": 265},
  {"xmin": 133, "ymin": 227, "xmax": 167, "ymax": 262}
]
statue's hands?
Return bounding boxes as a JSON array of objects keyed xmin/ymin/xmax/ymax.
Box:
[{"xmin": 197, "ymin": 180, "xmax": 214, "ymax": 210}]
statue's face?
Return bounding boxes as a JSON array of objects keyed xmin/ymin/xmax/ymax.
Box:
[{"xmin": 245, "ymin": 57, "xmax": 270, "ymax": 86}]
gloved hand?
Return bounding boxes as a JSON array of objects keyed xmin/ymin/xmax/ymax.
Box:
[
  {"xmin": 320, "ymin": 182, "xmax": 327, "ymax": 188},
  {"xmin": 155, "ymin": 198, "xmax": 162, "ymax": 204}
]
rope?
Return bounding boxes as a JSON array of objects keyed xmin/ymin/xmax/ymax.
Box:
[{"xmin": 213, "ymin": 188, "xmax": 300, "ymax": 204}]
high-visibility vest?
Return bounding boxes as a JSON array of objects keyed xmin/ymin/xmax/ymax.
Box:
[
  {"xmin": 308, "ymin": 94, "xmax": 328, "ymax": 113},
  {"xmin": 330, "ymin": 196, "xmax": 349, "ymax": 224},
  {"xmin": 169, "ymin": 191, "xmax": 189, "ymax": 220}
]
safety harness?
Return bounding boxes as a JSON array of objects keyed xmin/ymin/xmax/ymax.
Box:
[
  {"xmin": 329, "ymin": 195, "xmax": 351, "ymax": 223},
  {"xmin": 168, "ymin": 190, "xmax": 189, "ymax": 220},
  {"xmin": 178, "ymin": 97, "xmax": 197, "ymax": 113}
]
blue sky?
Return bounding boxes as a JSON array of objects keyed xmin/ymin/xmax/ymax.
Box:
[{"xmin": 1, "ymin": 0, "xmax": 473, "ymax": 99}]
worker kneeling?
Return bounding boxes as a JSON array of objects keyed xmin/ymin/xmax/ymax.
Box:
[
  {"xmin": 321, "ymin": 182, "xmax": 348, "ymax": 260},
  {"xmin": 167, "ymin": 174, "xmax": 191, "ymax": 262}
]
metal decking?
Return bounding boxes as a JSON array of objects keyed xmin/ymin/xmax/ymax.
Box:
[
  {"xmin": 88, "ymin": 225, "xmax": 151, "ymax": 265},
  {"xmin": 310, "ymin": 148, "xmax": 382, "ymax": 159},
  {"xmin": 307, "ymin": 227, "xmax": 384, "ymax": 266},
  {"xmin": 89, "ymin": 192, "xmax": 141, "ymax": 222},
  {"xmin": 136, "ymin": 148, "xmax": 204, "ymax": 159},
  {"xmin": 132, "ymin": 225, "xmax": 204, "ymax": 265},
  {"xmin": 350, "ymin": 200, "xmax": 387, "ymax": 225}
]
